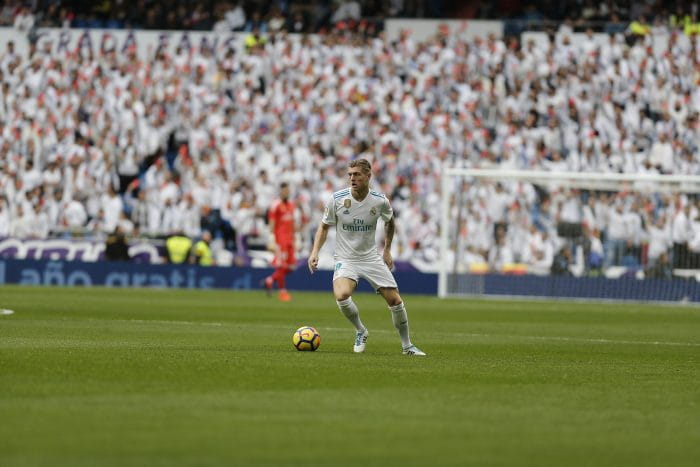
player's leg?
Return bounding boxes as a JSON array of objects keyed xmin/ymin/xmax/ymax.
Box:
[
  {"xmin": 362, "ymin": 257, "xmax": 426, "ymax": 356},
  {"xmin": 263, "ymin": 268, "xmax": 285, "ymax": 296},
  {"xmin": 270, "ymin": 268, "xmax": 284, "ymax": 287},
  {"xmin": 272, "ymin": 246, "xmax": 287, "ymax": 289},
  {"xmin": 333, "ymin": 278, "xmax": 365, "ymax": 332},
  {"xmin": 275, "ymin": 262, "xmax": 289, "ymax": 301},
  {"xmin": 333, "ymin": 266, "xmax": 368, "ymax": 352},
  {"xmin": 378, "ymin": 287, "xmax": 426, "ymax": 356},
  {"xmin": 277, "ymin": 268, "xmax": 291, "ymax": 301},
  {"xmin": 263, "ymin": 247, "xmax": 284, "ymax": 296},
  {"xmin": 278, "ymin": 244, "xmax": 295, "ymax": 302},
  {"xmin": 262, "ymin": 275, "xmax": 273, "ymax": 296},
  {"xmin": 378, "ymin": 288, "xmax": 411, "ymax": 348}
]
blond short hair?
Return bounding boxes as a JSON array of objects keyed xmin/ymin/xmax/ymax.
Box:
[{"xmin": 348, "ymin": 158, "xmax": 372, "ymax": 175}]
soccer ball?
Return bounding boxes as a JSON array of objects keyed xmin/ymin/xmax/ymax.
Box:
[{"xmin": 292, "ymin": 326, "xmax": 321, "ymax": 351}]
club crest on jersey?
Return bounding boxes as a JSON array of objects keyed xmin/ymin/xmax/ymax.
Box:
[
  {"xmin": 343, "ymin": 198, "xmax": 351, "ymax": 213},
  {"xmin": 370, "ymin": 207, "xmax": 377, "ymax": 216}
]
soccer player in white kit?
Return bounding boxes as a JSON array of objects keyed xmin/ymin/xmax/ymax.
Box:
[{"xmin": 307, "ymin": 159, "xmax": 426, "ymax": 356}]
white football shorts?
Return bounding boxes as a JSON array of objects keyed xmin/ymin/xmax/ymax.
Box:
[{"xmin": 332, "ymin": 256, "xmax": 398, "ymax": 291}]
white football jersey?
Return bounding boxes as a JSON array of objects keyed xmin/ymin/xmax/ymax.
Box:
[{"xmin": 322, "ymin": 188, "xmax": 393, "ymax": 261}]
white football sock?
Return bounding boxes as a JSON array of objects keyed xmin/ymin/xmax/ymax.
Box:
[
  {"xmin": 389, "ymin": 302, "xmax": 412, "ymax": 348},
  {"xmin": 337, "ymin": 297, "xmax": 365, "ymax": 332}
]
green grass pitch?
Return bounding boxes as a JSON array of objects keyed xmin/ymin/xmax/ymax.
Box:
[{"xmin": 1, "ymin": 285, "xmax": 699, "ymax": 466}]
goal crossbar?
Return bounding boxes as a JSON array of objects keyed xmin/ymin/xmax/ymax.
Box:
[{"xmin": 443, "ymin": 168, "xmax": 700, "ymax": 192}]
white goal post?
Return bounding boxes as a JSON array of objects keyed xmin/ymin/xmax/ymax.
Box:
[{"xmin": 438, "ymin": 169, "xmax": 700, "ymax": 299}]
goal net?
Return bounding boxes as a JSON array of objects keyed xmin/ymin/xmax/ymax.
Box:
[{"xmin": 438, "ymin": 169, "xmax": 700, "ymax": 303}]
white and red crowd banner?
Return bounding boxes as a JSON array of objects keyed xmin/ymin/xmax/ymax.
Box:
[{"xmin": 0, "ymin": 21, "xmax": 505, "ymax": 60}]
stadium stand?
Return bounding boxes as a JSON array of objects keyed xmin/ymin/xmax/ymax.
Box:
[
  {"xmin": 3, "ymin": 1, "xmax": 698, "ymax": 32},
  {"xmin": 1, "ymin": 0, "xmax": 700, "ymax": 277}
]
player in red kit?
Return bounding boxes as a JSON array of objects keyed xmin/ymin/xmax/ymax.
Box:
[{"xmin": 263, "ymin": 182, "xmax": 297, "ymax": 301}]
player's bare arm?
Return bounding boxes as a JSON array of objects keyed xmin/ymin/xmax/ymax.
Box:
[
  {"xmin": 383, "ymin": 217, "xmax": 395, "ymax": 269},
  {"xmin": 308, "ymin": 222, "xmax": 329, "ymax": 273}
]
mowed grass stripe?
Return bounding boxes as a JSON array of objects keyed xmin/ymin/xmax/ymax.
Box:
[{"xmin": 0, "ymin": 285, "xmax": 699, "ymax": 467}]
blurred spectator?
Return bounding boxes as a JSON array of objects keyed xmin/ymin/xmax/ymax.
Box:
[
  {"xmin": 604, "ymin": 202, "xmax": 628, "ymax": 269},
  {"xmin": 13, "ymin": 5, "xmax": 34, "ymax": 33},
  {"xmin": 331, "ymin": 1, "xmax": 361, "ymax": 25},
  {"xmin": 628, "ymin": 15, "xmax": 651, "ymax": 36},
  {"xmin": 0, "ymin": 2, "xmax": 16, "ymax": 25},
  {"xmin": 244, "ymin": 27, "xmax": 267, "ymax": 51},
  {"xmin": 166, "ymin": 233, "xmax": 193, "ymax": 264},
  {"xmin": 287, "ymin": 8, "xmax": 308, "ymax": 33},
  {"xmin": 191, "ymin": 230, "xmax": 214, "ymax": 266},
  {"xmin": 647, "ymin": 215, "xmax": 672, "ymax": 267},
  {"xmin": 267, "ymin": 7, "xmax": 287, "ymax": 34},
  {"xmin": 551, "ymin": 245, "xmax": 573, "ymax": 276},
  {"xmin": 586, "ymin": 228, "xmax": 604, "ymax": 274},
  {"xmin": 645, "ymin": 251, "xmax": 672, "ymax": 279},
  {"xmin": 488, "ymin": 225, "xmax": 513, "ymax": 272},
  {"xmin": 0, "ymin": 196, "xmax": 8, "ymax": 237},
  {"xmin": 244, "ymin": 10, "xmax": 267, "ymax": 33},
  {"xmin": 9, "ymin": 204, "xmax": 33, "ymax": 238},
  {"xmin": 672, "ymin": 203, "xmax": 692, "ymax": 269},
  {"xmin": 62, "ymin": 197, "xmax": 88, "ymax": 234},
  {"xmin": 224, "ymin": 1, "xmax": 247, "ymax": 31},
  {"xmin": 105, "ymin": 226, "xmax": 131, "ymax": 261},
  {"xmin": 648, "ymin": 132, "xmax": 674, "ymax": 174},
  {"xmin": 523, "ymin": 225, "xmax": 555, "ymax": 274}
]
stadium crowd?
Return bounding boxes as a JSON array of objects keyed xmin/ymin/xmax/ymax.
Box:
[
  {"xmin": 1, "ymin": 0, "xmax": 437, "ymax": 33},
  {"xmin": 1, "ymin": 9, "xmax": 700, "ymax": 274},
  {"xmin": 2, "ymin": 1, "xmax": 698, "ymax": 33}
]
